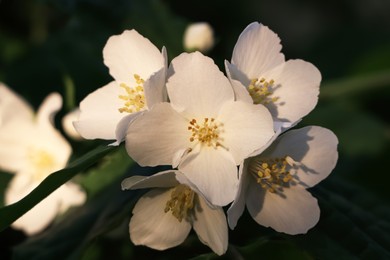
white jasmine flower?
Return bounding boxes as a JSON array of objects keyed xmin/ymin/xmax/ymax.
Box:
[
  {"xmin": 74, "ymin": 29, "xmax": 168, "ymax": 144},
  {"xmin": 184, "ymin": 22, "xmax": 215, "ymax": 53},
  {"xmin": 0, "ymin": 84, "xmax": 86, "ymax": 235},
  {"xmin": 126, "ymin": 52, "xmax": 274, "ymax": 206},
  {"xmin": 225, "ymin": 22, "xmax": 321, "ymax": 125},
  {"xmin": 227, "ymin": 126, "xmax": 338, "ymax": 235},
  {"xmin": 122, "ymin": 170, "xmax": 228, "ymax": 256},
  {"xmin": 62, "ymin": 109, "xmax": 83, "ymax": 140}
]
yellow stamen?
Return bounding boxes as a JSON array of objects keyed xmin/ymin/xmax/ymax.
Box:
[
  {"xmin": 248, "ymin": 78, "xmax": 279, "ymax": 105},
  {"xmin": 164, "ymin": 184, "xmax": 196, "ymax": 222},
  {"xmin": 187, "ymin": 117, "xmax": 227, "ymax": 150},
  {"xmin": 28, "ymin": 148, "xmax": 56, "ymax": 181},
  {"xmin": 249, "ymin": 156, "xmax": 295, "ymax": 193},
  {"xmin": 118, "ymin": 74, "xmax": 146, "ymax": 113}
]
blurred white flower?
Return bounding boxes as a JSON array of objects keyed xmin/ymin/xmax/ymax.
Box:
[
  {"xmin": 126, "ymin": 52, "xmax": 274, "ymax": 206},
  {"xmin": 227, "ymin": 126, "xmax": 338, "ymax": 235},
  {"xmin": 225, "ymin": 22, "xmax": 321, "ymax": 126},
  {"xmin": 74, "ymin": 29, "xmax": 168, "ymax": 144},
  {"xmin": 122, "ymin": 170, "xmax": 228, "ymax": 255},
  {"xmin": 0, "ymin": 83, "xmax": 86, "ymax": 235},
  {"xmin": 183, "ymin": 22, "xmax": 214, "ymax": 53},
  {"xmin": 62, "ymin": 109, "xmax": 83, "ymax": 141}
]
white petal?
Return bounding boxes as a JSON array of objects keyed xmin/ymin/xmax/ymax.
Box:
[
  {"xmin": 74, "ymin": 81, "xmax": 125, "ymax": 140},
  {"xmin": 0, "ymin": 118, "xmax": 71, "ymax": 176},
  {"xmin": 126, "ymin": 103, "xmax": 190, "ymax": 166},
  {"xmin": 0, "ymin": 121, "xmax": 32, "ymax": 173},
  {"xmin": 143, "ymin": 66, "xmax": 167, "ymax": 109},
  {"xmin": 61, "ymin": 109, "xmax": 83, "ymax": 141},
  {"xmin": 247, "ymin": 183, "xmax": 320, "ymax": 235},
  {"xmin": 263, "ymin": 126, "xmax": 338, "ymax": 187},
  {"xmin": 57, "ymin": 183, "xmax": 86, "ymax": 214},
  {"xmin": 227, "ymin": 162, "xmax": 250, "ymax": 230},
  {"xmin": 167, "ymin": 52, "xmax": 234, "ymax": 118},
  {"xmin": 121, "ymin": 170, "xmax": 179, "ymax": 190},
  {"xmin": 130, "ymin": 188, "xmax": 192, "ymax": 250},
  {"xmin": 36, "ymin": 93, "xmax": 62, "ymax": 128},
  {"xmin": 113, "ymin": 111, "xmax": 143, "ymax": 145},
  {"xmin": 218, "ymin": 101, "xmax": 274, "ymax": 164},
  {"xmin": 231, "ymin": 22, "xmax": 285, "ymax": 79},
  {"xmin": 0, "ymin": 83, "xmax": 33, "ymax": 126},
  {"xmin": 179, "ymin": 147, "xmax": 238, "ymax": 206},
  {"xmin": 103, "ymin": 29, "xmax": 165, "ymax": 85},
  {"xmin": 262, "ymin": 59, "xmax": 321, "ymax": 122},
  {"xmin": 5, "ymin": 176, "xmax": 60, "ymax": 235},
  {"xmin": 193, "ymin": 196, "xmax": 228, "ymax": 256},
  {"xmin": 224, "ymin": 61, "xmax": 253, "ymax": 103}
]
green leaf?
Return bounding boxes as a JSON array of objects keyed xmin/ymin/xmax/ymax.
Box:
[
  {"xmin": 0, "ymin": 144, "xmax": 115, "ymax": 232},
  {"xmin": 78, "ymin": 145, "xmax": 134, "ymax": 198}
]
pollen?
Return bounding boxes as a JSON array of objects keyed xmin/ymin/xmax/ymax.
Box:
[
  {"xmin": 28, "ymin": 148, "xmax": 56, "ymax": 181},
  {"xmin": 118, "ymin": 74, "xmax": 146, "ymax": 113},
  {"xmin": 187, "ymin": 118, "xmax": 226, "ymax": 149},
  {"xmin": 249, "ymin": 156, "xmax": 295, "ymax": 193},
  {"xmin": 164, "ymin": 184, "xmax": 196, "ymax": 222},
  {"xmin": 248, "ymin": 78, "xmax": 279, "ymax": 105}
]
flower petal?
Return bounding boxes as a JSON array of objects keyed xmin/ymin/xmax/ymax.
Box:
[
  {"xmin": 121, "ymin": 170, "xmax": 179, "ymax": 190},
  {"xmin": 167, "ymin": 52, "xmax": 234, "ymax": 118},
  {"xmin": 57, "ymin": 183, "xmax": 86, "ymax": 214},
  {"xmin": 74, "ymin": 81, "xmax": 125, "ymax": 140},
  {"xmin": 103, "ymin": 29, "xmax": 165, "ymax": 85},
  {"xmin": 263, "ymin": 126, "xmax": 338, "ymax": 187},
  {"xmin": 231, "ymin": 22, "xmax": 285, "ymax": 79},
  {"xmin": 143, "ymin": 66, "xmax": 167, "ymax": 109},
  {"xmin": 262, "ymin": 59, "xmax": 321, "ymax": 122},
  {"xmin": 179, "ymin": 147, "xmax": 238, "ymax": 206},
  {"xmin": 130, "ymin": 188, "xmax": 192, "ymax": 250},
  {"xmin": 36, "ymin": 93, "xmax": 62, "ymax": 128},
  {"xmin": 247, "ymin": 182, "xmax": 320, "ymax": 235},
  {"xmin": 62, "ymin": 109, "xmax": 83, "ymax": 141},
  {"xmin": 0, "ymin": 83, "xmax": 33, "ymax": 126},
  {"xmin": 218, "ymin": 101, "xmax": 274, "ymax": 164},
  {"xmin": 224, "ymin": 61, "xmax": 253, "ymax": 103},
  {"xmin": 193, "ymin": 195, "xmax": 228, "ymax": 256},
  {"xmin": 113, "ymin": 111, "xmax": 144, "ymax": 145},
  {"xmin": 126, "ymin": 103, "xmax": 190, "ymax": 166},
  {"xmin": 227, "ymin": 162, "xmax": 250, "ymax": 230},
  {"xmin": 0, "ymin": 120, "xmax": 33, "ymax": 173}
]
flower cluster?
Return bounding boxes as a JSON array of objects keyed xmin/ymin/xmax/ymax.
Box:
[{"xmin": 74, "ymin": 22, "xmax": 338, "ymax": 255}]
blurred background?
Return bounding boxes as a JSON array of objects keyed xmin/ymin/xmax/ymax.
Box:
[{"xmin": 0, "ymin": 0, "xmax": 389, "ymax": 259}]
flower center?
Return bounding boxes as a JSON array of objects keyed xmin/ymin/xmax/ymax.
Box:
[
  {"xmin": 248, "ymin": 78, "xmax": 279, "ymax": 105},
  {"xmin": 118, "ymin": 74, "xmax": 146, "ymax": 113},
  {"xmin": 249, "ymin": 156, "xmax": 295, "ymax": 193},
  {"xmin": 164, "ymin": 184, "xmax": 196, "ymax": 222},
  {"xmin": 187, "ymin": 118, "xmax": 226, "ymax": 149},
  {"xmin": 28, "ymin": 148, "xmax": 56, "ymax": 181}
]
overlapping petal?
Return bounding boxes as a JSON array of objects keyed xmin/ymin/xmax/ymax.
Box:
[
  {"xmin": 246, "ymin": 183, "xmax": 320, "ymax": 235},
  {"xmin": 126, "ymin": 103, "xmax": 190, "ymax": 166},
  {"xmin": 167, "ymin": 52, "xmax": 234, "ymax": 118},
  {"xmin": 130, "ymin": 188, "xmax": 192, "ymax": 250},
  {"xmin": 218, "ymin": 100, "xmax": 274, "ymax": 164},
  {"xmin": 260, "ymin": 59, "xmax": 321, "ymax": 122},
  {"xmin": 231, "ymin": 22, "xmax": 285, "ymax": 78},
  {"xmin": 262, "ymin": 126, "xmax": 338, "ymax": 187},
  {"xmin": 193, "ymin": 195, "xmax": 228, "ymax": 256},
  {"xmin": 178, "ymin": 147, "xmax": 238, "ymax": 206}
]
